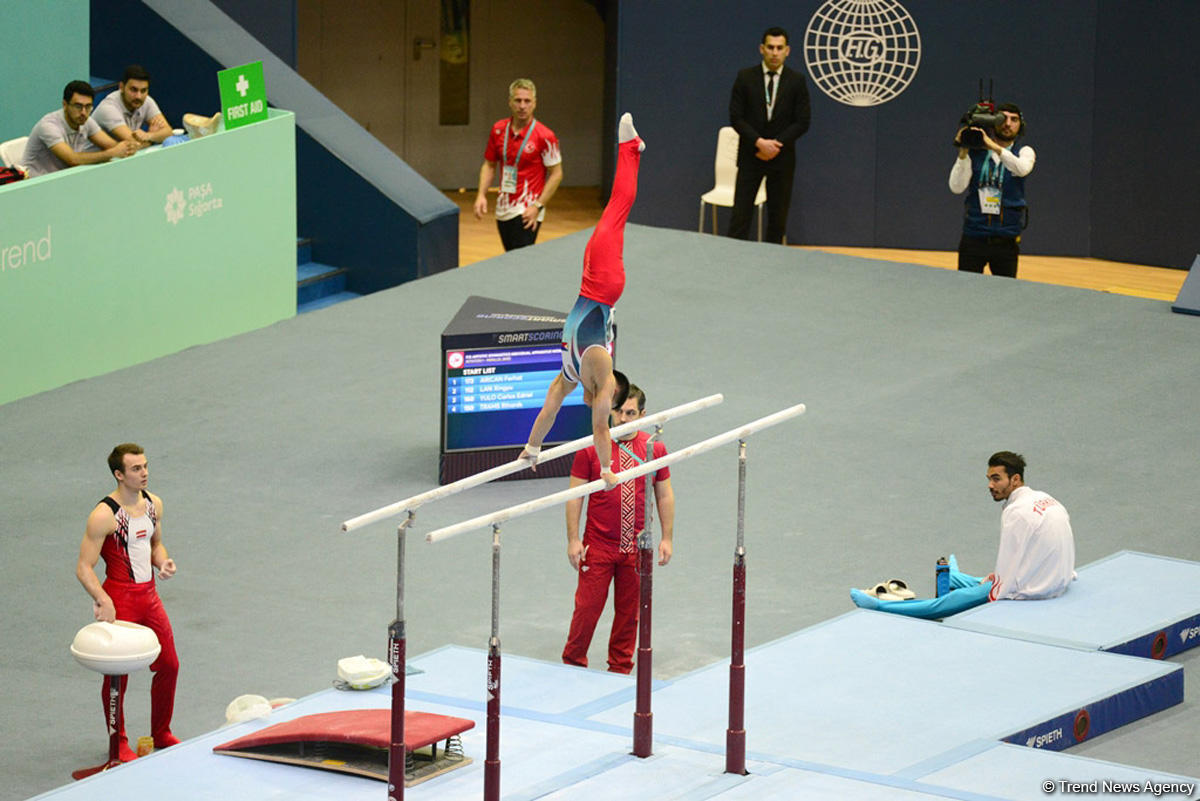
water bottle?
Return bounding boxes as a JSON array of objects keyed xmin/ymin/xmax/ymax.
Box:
[{"xmin": 935, "ymin": 557, "xmax": 950, "ymax": 597}]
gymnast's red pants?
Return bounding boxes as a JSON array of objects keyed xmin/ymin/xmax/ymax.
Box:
[
  {"xmin": 562, "ymin": 536, "xmax": 639, "ymax": 674},
  {"xmin": 101, "ymin": 579, "xmax": 179, "ymax": 743},
  {"xmin": 578, "ymin": 139, "xmax": 641, "ymax": 307}
]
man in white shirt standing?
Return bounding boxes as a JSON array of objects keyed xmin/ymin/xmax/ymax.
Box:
[
  {"xmin": 850, "ymin": 450, "xmax": 1075, "ymax": 618},
  {"xmin": 92, "ymin": 65, "xmax": 174, "ymax": 146},
  {"xmin": 20, "ymin": 80, "xmax": 137, "ymax": 177},
  {"xmin": 950, "ymin": 103, "xmax": 1035, "ymax": 277}
]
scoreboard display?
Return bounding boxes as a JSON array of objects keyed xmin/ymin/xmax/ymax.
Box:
[
  {"xmin": 439, "ymin": 296, "xmax": 616, "ymax": 484},
  {"xmin": 443, "ymin": 344, "xmax": 589, "ymax": 451}
]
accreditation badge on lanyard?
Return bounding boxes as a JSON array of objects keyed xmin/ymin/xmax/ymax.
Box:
[
  {"xmin": 501, "ymin": 119, "xmax": 537, "ymax": 194},
  {"xmin": 977, "ymin": 152, "xmax": 1006, "ymax": 216},
  {"xmin": 977, "ymin": 186, "xmax": 1002, "ymax": 215},
  {"xmin": 500, "ymin": 166, "xmax": 518, "ymax": 194}
]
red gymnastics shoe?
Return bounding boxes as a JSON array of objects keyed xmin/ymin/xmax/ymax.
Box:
[
  {"xmin": 117, "ymin": 738, "xmax": 139, "ymax": 763},
  {"xmin": 153, "ymin": 731, "xmax": 181, "ymax": 749}
]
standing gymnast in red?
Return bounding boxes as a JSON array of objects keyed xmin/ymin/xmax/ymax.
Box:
[{"xmin": 521, "ymin": 113, "xmax": 645, "ymax": 487}]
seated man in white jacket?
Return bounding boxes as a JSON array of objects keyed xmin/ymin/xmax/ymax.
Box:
[{"xmin": 851, "ymin": 451, "xmax": 1075, "ymax": 618}]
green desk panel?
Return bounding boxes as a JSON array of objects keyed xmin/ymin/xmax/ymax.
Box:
[{"xmin": 1, "ymin": 110, "xmax": 295, "ymax": 405}]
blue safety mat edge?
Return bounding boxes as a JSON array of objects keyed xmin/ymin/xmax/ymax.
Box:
[
  {"xmin": 945, "ymin": 550, "xmax": 1200, "ymax": 657},
  {"xmin": 998, "ymin": 668, "xmax": 1183, "ymax": 751}
]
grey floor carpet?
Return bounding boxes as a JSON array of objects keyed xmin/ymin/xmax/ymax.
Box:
[{"xmin": 2, "ymin": 226, "xmax": 1197, "ymax": 799}]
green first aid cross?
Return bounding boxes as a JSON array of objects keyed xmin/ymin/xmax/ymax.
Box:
[{"xmin": 218, "ymin": 61, "xmax": 269, "ymax": 129}]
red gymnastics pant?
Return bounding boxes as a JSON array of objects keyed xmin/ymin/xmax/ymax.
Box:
[
  {"xmin": 579, "ymin": 139, "xmax": 641, "ymax": 307},
  {"xmin": 561, "ymin": 535, "xmax": 640, "ymax": 674},
  {"xmin": 102, "ymin": 579, "xmax": 179, "ymax": 741}
]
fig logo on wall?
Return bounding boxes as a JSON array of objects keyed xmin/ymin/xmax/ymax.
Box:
[{"xmin": 803, "ymin": 0, "xmax": 921, "ymax": 107}]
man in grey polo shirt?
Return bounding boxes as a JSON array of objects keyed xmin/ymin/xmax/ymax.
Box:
[
  {"xmin": 21, "ymin": 80, "xmax": 136, "ymax": 177},
  {"xmin": 93, "ymin": 65, "xmax": 173, "ymax": 146}
]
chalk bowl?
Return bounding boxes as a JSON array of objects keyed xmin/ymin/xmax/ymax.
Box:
[{"xmin": 70, "ymin": 621, "xmax": 161, "ymax": 675}]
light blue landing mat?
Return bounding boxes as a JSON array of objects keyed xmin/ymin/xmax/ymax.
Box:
[
  {"xmin": 946, "ymin": 551, "xmax": 1200, "ymax": 658},
  {"xmin": 588, "ymin": 611, "xmax": 1181, "ymax": 772},
  {"xmin": 35, "ymin": 614, "xmax": 1191, "ymax": 801},
  {"xmin": 918, "ymin": 743, "xmax": 1198, "ymax": 801}
]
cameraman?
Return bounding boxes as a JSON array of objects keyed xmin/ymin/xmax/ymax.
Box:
[{"xmin": 949, "ymin": 103, "xmax": 1034, "ymax": 278}]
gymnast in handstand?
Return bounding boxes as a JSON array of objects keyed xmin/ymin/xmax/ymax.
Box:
[{"xmin": 520, "ymin": 113, "xmax": 645, "ymax": 487}]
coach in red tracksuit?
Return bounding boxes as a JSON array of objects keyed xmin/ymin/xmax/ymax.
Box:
[{"xmin": 562, "ymin": 386, "xmax": 675, "ymax": 674}]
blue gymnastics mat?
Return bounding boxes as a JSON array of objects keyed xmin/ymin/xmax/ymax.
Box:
[
  {"xmin": 36, "ymin": 613, "xmax": 1192, "ymax": 801},
  {"xmin": 945, "ymin": 551, "xmax": 1200, "ymax": 659},
  {"xmin": 587, "ymin": 611, "xmax": 1181, "ymax": 769}
]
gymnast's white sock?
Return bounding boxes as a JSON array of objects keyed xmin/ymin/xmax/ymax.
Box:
[{"xmin": 618, "ymin": 112, "xmax": 645, "ymax": 152}]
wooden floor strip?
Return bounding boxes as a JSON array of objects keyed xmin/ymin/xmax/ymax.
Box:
[{"xmin": 446, "ymin": 188, "xmax": 1186, "ymax": 300}]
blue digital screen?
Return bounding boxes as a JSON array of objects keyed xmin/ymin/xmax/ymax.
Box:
[{"xmin": 442, "ymin": 345, "xmax": 591, "ymax": 452}]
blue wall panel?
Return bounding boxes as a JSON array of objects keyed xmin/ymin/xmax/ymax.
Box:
[
  {"xmin": 210, "ymin": 0, "xmax": 297, "ymax": 67},
  {"xmin": 616, "ymin": 0, "xmax": 1196, "ymax": 266},
  {"xmin": 1091, "ymin": 1, "xmax": 1200, "ymax": 268}
]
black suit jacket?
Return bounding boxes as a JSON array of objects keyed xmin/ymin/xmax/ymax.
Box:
[{"xmin": 729, "ymin": 63, "xmax": 812, "ymax": 171}]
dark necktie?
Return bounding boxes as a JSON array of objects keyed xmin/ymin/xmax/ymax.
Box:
[{"xmin": 766, "ymin": 71, "xmax": 777, "ymax": 105}]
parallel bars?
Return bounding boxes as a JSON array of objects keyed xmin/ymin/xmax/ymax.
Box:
[
  {"xmin": 341, "ymin": 393, "xmax": 724, "ymax": 533},
  {"xmin": 425, "ymin": 403, "xmax": 806, "ymax": 543},
  {"xmin": 424, "ymin": 402, "xmax": 806, "ymax": 798},
  {"xmin": 344, "ymin": 393, "xmax": 724, "ymax": 800}
]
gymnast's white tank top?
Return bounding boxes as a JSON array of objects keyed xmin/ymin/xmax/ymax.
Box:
[{"xmin": 99, "ymin": 492, "xmax": 156, "ymax": 584}]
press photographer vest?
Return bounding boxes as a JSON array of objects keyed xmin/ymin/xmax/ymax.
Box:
[{"xmin": 962, "ymin": 144, "xmax": 1028, "ymax": 239}]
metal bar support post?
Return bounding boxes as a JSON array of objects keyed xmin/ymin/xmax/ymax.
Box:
[
  {"xmin": 484, "ymin": 524, "xmax": 503, "ymax": 801},
  {"xmin": 387, "ymin": 511, "xmax": 414, "ymax": 801},
  {"xmin": 725, "ymin": 440, "xmax": 749, "ymax": 775},
  {"xmin": 633, "ymin": 424, "xmax": 663, "ymax": 757},
  {"xmin": 71, "ymin": 674, "xmax": 126, "ymax": 779}
]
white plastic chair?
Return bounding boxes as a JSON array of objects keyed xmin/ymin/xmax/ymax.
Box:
[
  {"xmin": 698, "ymin": 127, "xmax": 766, "ymax": 240},
  {"xmin": 0, "ymin": 136, "xmax": 28, "ymax": 168}
]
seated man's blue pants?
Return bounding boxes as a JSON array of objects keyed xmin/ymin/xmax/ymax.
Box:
[{"xmin": 849, "ymin": 555, "xmax": 993, "ymax": 619}]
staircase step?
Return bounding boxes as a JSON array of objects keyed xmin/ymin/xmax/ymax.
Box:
[
  {"xmin": 298, "ymin": 291, "xmax": 361, "ymax": 314},
  {"xmin": 298, "ymin": 269, "xmax": 346, "ymax": 305},
  {"xmin": 297, "ymin": 261, "xmax": 343, "ymax": 284},
  {"xmin": 295, "ymin": 236, "xmax": 358, "ymax": 312}
]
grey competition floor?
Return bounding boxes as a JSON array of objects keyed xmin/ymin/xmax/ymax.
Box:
[{"xmin": 2, "ymin": 226, "xmax": 1198, "ymax": 800}]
